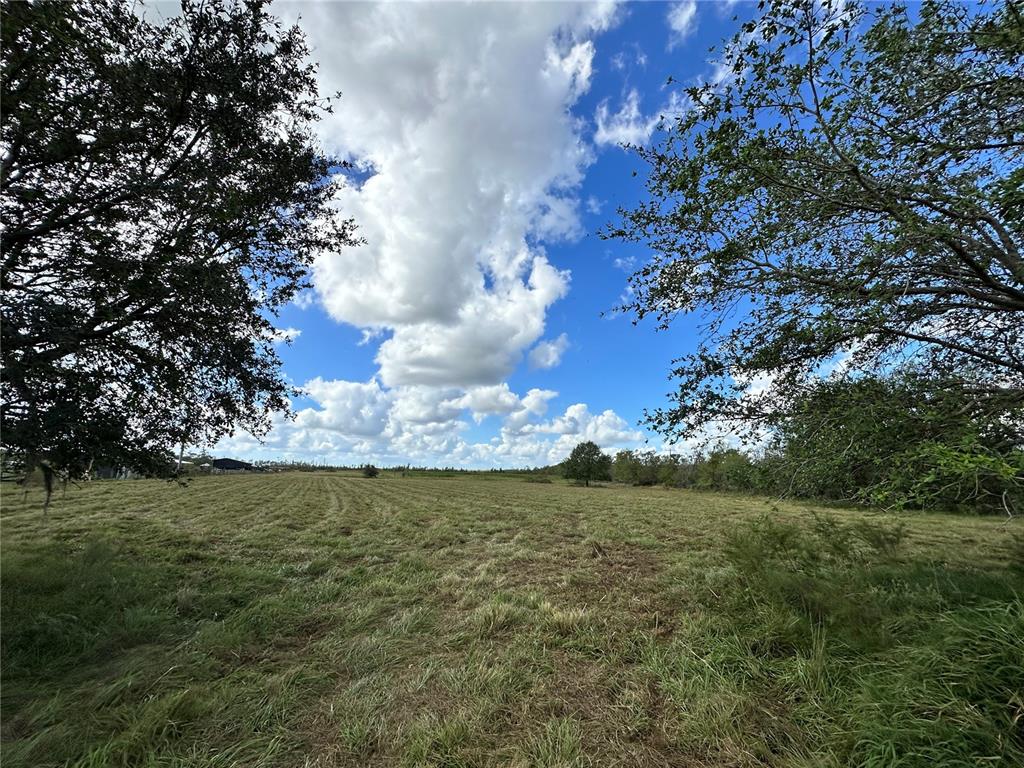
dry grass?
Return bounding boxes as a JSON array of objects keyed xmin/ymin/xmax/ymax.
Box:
[{"xmin": 1, "ymin": 472, "xmax": 1021, "ymax": 767}]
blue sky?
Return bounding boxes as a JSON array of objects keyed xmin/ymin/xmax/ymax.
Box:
[{"xmin": 220, "ymin": 1, "xmax": 757, "ymax": 467}]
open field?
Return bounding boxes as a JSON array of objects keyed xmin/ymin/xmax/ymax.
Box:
[{"xmin": 2, "ymin": 473, "xmax": 1022, "ymax": 767}]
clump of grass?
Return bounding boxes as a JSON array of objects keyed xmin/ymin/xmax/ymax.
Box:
[
  {"xmin": 686, "ymin": 512, "xmax": 1024, "ymax": 765},
  {"xmin": 401, "ymin": 712, "xmax": 474, "ymax": 767},
  {"xmin": 521, "ymin": 717, "xmax": 583, "ymax": 768},
  {"xmin": 339, "ymin": 721, "xmax": 381, "ymax": 759},
  {"xmin": 1, "ymin": 539, "xmax": 178, "ymax": 676},
  {"xmin": 536, "ymin": 601, "xmax": 591, "ymax": 638},
  {"xmin": 723, "ymin": 513, "xmax": 909, "ymax": 649},
  {"xmin": 280, "ymin": 558, "xmax": 333, "ymax": 579},
  {"xmin": 608, "ymin": 680, "xmax": 655, "ymax": 739},
  {"xmin": 337, "ymin": 711, "xmax": 384, "ymax": 759},
  {"xmin": 469, "ymin": 598, "xmax": 529, "ymax": 638}
]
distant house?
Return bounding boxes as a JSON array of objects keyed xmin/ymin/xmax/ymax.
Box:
[{"xmin": 211, "ymin": 458, "xmax": 254, "ymax": 473}]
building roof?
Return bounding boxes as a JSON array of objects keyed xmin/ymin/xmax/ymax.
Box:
[{"xmin": 212, "ymin": 458, "xmax": 254, "ymax": 470}]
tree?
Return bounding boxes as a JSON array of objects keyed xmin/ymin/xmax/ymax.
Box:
[
  {"xmin": 775, "ymin": 375, "xmax": 1024, "ymax": 512},
  {"xmin": 1, "ymin": 0, "xmax": 358, "ymax": 484},
  {"xmin": 563, "ymin": 441, "xmax": 612, "ymax": 487},
  {"xmin": 607, "ymin": 0, "xmax": 1023, "ymax": 442},
  {"xmin": 612, "ymin": 449, "xmax": 639, "ymax": 485},
  {"xmin": 362, "ymin": 465, "xmax": 380, "ymax": 478}
]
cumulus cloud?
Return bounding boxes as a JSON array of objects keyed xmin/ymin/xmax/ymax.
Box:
[
  {"xmin": 277, "ymin": 2, "xmax": 614, "ymax": 387},
  {"xmin": 295, "ymin": 378, "xmax": 392, "ymax": 437},
  {"xmin": 594, "ymin": 88, "xmax": 660, "ymax": 147},
  {"xmin": 667, "ymin": 1, "xmax": 699, "ymax": 49},
  {"xmin": 216, "ymin": 378, "xmax": 642, "ymax": 468},
  {"xmin": 528, "ymin": 333, "xmax": 570, "ymax": 370},
  {"xmin": 494, "ymin": 401, "xmax": 644, "ymax": 465},
  {"xmin": 375, "ymin": 257, "xmax": 569, "ymax": 386},
  {"xmin": 448, "ymin": 384, "xmax": 523, "ymax": 423}
]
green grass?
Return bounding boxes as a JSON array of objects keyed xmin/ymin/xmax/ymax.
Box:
[{"xmin": 2, "ymin": 473, "xmax": 1021, "ymax": 767}]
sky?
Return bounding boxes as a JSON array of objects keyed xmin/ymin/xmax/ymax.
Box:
[{"xmin": 217, "ymin": 0, "xmax": 757, "ymax": 468}]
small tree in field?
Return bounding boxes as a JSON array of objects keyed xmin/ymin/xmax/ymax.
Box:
[
  {"xmin": 563, "ymin": 441, "xmax": 612, "ymax": 487},
  {"xmin": 362, "ymin": 465, "xmax": 380, "ymax": 478}
]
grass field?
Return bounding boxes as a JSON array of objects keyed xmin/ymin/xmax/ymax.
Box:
[{"xmin": 2, "ymin": 473, "xmax": 1022, "ymax": 767}]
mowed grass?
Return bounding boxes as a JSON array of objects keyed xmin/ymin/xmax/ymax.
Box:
[{"xmin": 1, "ymin": 473, "xmax": 1022, "ymax": 767}]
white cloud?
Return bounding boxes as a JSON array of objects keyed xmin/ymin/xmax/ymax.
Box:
[
  {"xmin": 448, "ymin": 384, "xmax": 523, "ymax": 423},
  {"xmin": 291, "ymin": 291, "xmax": 315, "ymax": 310},
  {"xmin": 594, "ymin": 88, "xmax": 659, "ymax": 148},
  {"xmin": 294, "ymin": 378, "xmax": 393, "ymax": 437},
  {"xmin": 667, "ymin": 1, "xmax": 699, "ymax": 49},
  {"xmin": 271, "ymin": 327, "xmax": 301, "ymax": 344},
  {"xmin": 612, "ymin": 255, "xmax": 637, "ymax": 272},
  {"xmin": 389, "ymin": 386, "xmax": 462, "ymax": 427},
  {"xmin": 610, "ymin": 43, "xmax": 648, "ymax": 72},
  {"xmin": 586, "ymin": 195, "xmax": 603, "ymax": 214},
  {"xmin": 495, "ymin": 401, "xmax": 644, "ymax": 465},
  {"xmin": 276, "ymin": 2, "xmax": 615, "ymax": 388},
  {"xmin": 375, "ymin": 257, "xmax": 569, "ymax": 386},
  {"xmin": 216, "ymin": 378, "xmax": 643, "ymax": 468},
  {"xmin": 528, "ymin": 333, "xmax": 570, "ymax": 370}
]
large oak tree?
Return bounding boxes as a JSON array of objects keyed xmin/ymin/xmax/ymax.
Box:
[{"xmin": 1, "ymin": 0, "xmax": 358, "ymax": 481}]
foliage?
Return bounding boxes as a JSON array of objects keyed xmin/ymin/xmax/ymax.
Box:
[
  {"xmin": 868, "ymin": 437, "xmax": 1024, "ymax": 513},
  {"xmin": 611, "ymin": 446, "xmax": 762, "ymax": 494},
  {"xmin": 612, "ymin": 449, "xmax": 665, "ymax": 486},
  {"xmin": 607, "ymin": 0, "xmax": 1024, "ymax": 442},
  {"xmin": 362, "ymin": 465, "xmax": 380, "ymax": 478},
  {"xmin": 562, "ymin": 441, "xmax": 612, "ymax": 486},
  {"xmin": 692, "ymin": 447, "xmax": 757, "ymax": 492},
  {"xmin": 0, "ymin": 0, "xmax": 358, "ymax": 479},
  {"xmin": 775, "ymin": 374, "xmax": 1024, "ymax": 511}
]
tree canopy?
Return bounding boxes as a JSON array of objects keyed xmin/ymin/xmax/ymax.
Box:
[
  {"xmin": 608, "ymin": 0, "xmax": 1023, "ymax": 443},
  {"xmin": 563, "ymin": 441, "xmax": 612, "ymax": 487},
  {"xmin": 1, "ymin": 0, "xmax": 357, "ymax": 479},
  {"xmin": 775, "ymin": 374, "xmax": 1024, "ymax": 511}
]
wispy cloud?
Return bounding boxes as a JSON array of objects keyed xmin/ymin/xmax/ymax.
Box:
[{"xmin": 667, "ymin": 1, "xmax": 698, "ymax": 50}]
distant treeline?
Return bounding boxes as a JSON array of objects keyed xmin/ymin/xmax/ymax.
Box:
[
  {"xmin": 600, "ymin": 377, "xmax": 1023, "ymax": 515},
  {"xmin": 237, "ymin": 462, "xmax": 550, "ymax": 476},
  {"xmin": 594, "ymin": 441, "xmax": 1022, "ymax": 515},
  {"xmin": 546, "ymin": 374, "xmax": 1023, "ymax": 515}
]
